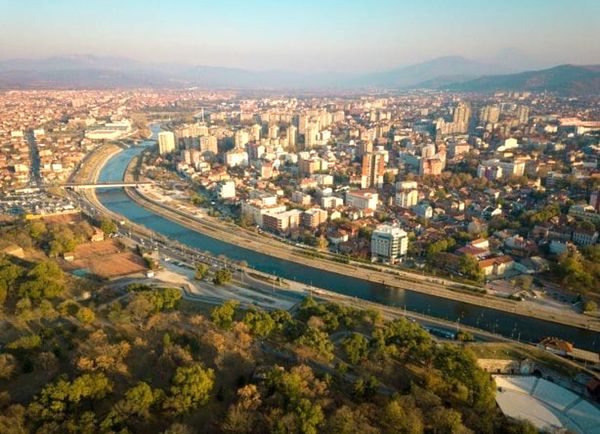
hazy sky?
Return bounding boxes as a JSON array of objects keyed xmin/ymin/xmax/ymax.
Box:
[{"xmin": 0, "ymin": 0, "xmax": 599, "ymax": 72}]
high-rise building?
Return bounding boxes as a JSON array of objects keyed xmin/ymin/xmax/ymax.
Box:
[
  {"xmin": 421, "ymin": 144, "xmax": 436, "ymax": 159},
  {"xmin": 361, "ymin": 151, "xmax": 386, "ymax": 188},
  {"xmin": 479, "ymin": 105, "xmax": 501, "ymax": 124},
  {"xmin": 517, "ymin": 105, "xmax": 530, "ymax": 124},
  {"xmin": 250, "ymin": 124, "xmax": 262, "ymax": 142},
  {"xmin": 304, "ymin": 123, "xmax": 319, "ymax": 149},
  {"xmin": 268, "ymin": 124, "xmax": 279, "ymax": 140},
  {"xmin": 371, "ymin": 224, "xmax": 408, "ymax": 263},
  {"xmin": 199, "ymin": 136, "xmax": 218, "ymax": 154},
  {"xmin": 234, "ymin": 130, "xmax": 249, "ymax": 147},
  {"xmin": 158, "ymin": 131, "xmax": 176, "ymax": 155},
  {"xmin": 286, "ymin": 125, "xmax": 297, "ymax": 149},
  {"xmin": 357, "ymin": 140, "xmax": 373, "ymax": 158},
  {"xmin": 453, "ymin": 102, "xmax": 471, "ymax": 133},
  {"xmin": 453, "ymin": 102, "xmax": 471, "ymax": 124}
]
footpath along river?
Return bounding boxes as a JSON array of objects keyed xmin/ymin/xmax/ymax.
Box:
[{"xmin": 96, "ymin": 127, "xmax": 599, "ymax": 351}]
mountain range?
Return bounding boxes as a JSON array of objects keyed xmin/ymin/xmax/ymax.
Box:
[{"xmin": 0, "ymin": 54, "xmax": 597, "ymax": 95}]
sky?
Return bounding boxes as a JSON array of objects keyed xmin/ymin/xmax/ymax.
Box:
[{"xmin": 0, "ymin": 0, "xmax": 599, "ymax": 72}]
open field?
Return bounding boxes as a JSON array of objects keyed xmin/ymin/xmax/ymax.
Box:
[{"xmin": 60, "ymin": 239, "xmax": 147, "ymax": 279}]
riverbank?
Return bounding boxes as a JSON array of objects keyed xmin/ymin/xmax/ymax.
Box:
[{"xmin": 125, "ymin": 183, "xmax": 600, "ymax": 333}]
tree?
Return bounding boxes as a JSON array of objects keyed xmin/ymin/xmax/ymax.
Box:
[
  {"xmin": 7, "ymin": 334, "xmax": 41, "ymax": 350},
  {"xmin": 316, "ymin": 235, "xmax": 328, "ymax": 250},
  {"xmin": 295, "ymin": 397, "xmax": 324, "ymax": 434},
  {"xmin": 194, "ymin": 263, "xmax": 209, "ymax": 280},
  {"xmin": 161, "ymin": 423, "xmax": 196, "ymax": 434},
  {"xmin": 211, "ymin": 300, "xmax": 239, "ymax": 329},
  {"xmin": 163, "ymin": 364, "xmax": 215, "ymax": 415},
  {"xmin": 458, "ymin": 254, "xmax": 484, "ymax": 283},
  {"xmin": 100, "ymin": 217, "xmax": 117, "ymax": 235},
  {"xmin": 325, "ymin": 405, "xmax": 379, "ymax": 434},
  {"xmin": 382, "ymin": 398, "xmax": 424, "ymax": 434},
  {"xmin": 222, "ymin": 385, "xmax": 262, "ymax": 433},
  {"xmin": 583, "ymin": 300, "xmax": 597, "ymax": 313},
  {"xmin": 515, "ymin": 275, "xmax": 533, "ymax": 291},
  {"xmin": 342, "ymin": 333, "xmax": 370, "ymax": 364},
  {"xmin": 76, "ymin": 307, "xmax": 95, "ymax": 325},
  {"xmin": 243, "ymin": 309, "xmax": 276, "ymax": 337},
  {"xmin": 296, "ymin": 327, "xmax": 334, "ymax": 360},
  {"xmin": 19, "ymin": 260, "xmax": 65, "ymax": 300},
  {"xmin": 28, "ymin": 221, "xmax": 47, "ymax": 240},
  {"xmin": 102, "ymin": 382, "xmax": 162, "ymax": 429},
  {"xmin": 0, "ymin": 354, "xmax": 18, "ymax": 380},
  {"xmin": 213, "ymin": 268, "xmax": 233, "ymax": 285},
  {"xmin": 29, "ymin": 373, "xmax": 112, "ymax": 423}
]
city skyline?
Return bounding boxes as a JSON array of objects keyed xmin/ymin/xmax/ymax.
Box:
[{"xmin": 1, "ymin": 0, "xmax": 599, "ymax": 72}]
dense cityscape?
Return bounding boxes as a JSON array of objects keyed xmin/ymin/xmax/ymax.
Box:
[{"xmin": 0, "ymin": 1, "xmax": 599, "ymax": 433}]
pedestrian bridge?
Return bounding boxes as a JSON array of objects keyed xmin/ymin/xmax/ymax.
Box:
[{"xmin": 58, "ymin": 181, "xmax": 154, "ymax": 190}]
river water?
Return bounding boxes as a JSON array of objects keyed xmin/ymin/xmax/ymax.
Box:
[{"xmin": 96, "ymin": 127, "xmax": 599, "ymax": 351}]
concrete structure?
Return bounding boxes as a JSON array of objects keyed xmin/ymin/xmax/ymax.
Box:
[
  {"xmin": 301, "ymin": 208, "xmax": 328, "ymax": 228},
  {"xmin": 361, "ymin": 151, "xmax": 386, "ymax": 189},
  {"xmin": 494, "ymin": 375, "xmax": 600, "ymax": 433},
  {"xmin": 371, "ymin": 224, "xmax": 408, "ymax": 263},
  {"xmin": 346, "ymin": 190, "xmax": 378, "ymax": 210},
  {"xmin": 216, "ymin": 180, "xmax": 236, "ymax": 199},
  {"xmin": 413, "ymin": 202, "xmax": 433, "ymax": 219},
  {"xmin": 225, "ymin": 149, "xmax": 249, "ymax": 167},
  {"xmin": 262, "ymin": 209, "xmax": 302, "ymax": 234},
  {"xmin": 395, "ymin": 181, "xmax": 418, "ymax": 208},
  {"xmin": 158, "ymin": 131, "xmax": 176, "ymax": 155}
]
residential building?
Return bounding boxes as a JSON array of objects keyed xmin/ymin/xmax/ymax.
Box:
[
  {"xmin": 371, "ymin": 224, "xmax": 408, "ymax": 263},
  {"xmin": 158, "ymin": 131, "xmax": 176, "ymax": 155},
  {"xmin": 346, "ymin": 190, "xmax": 378, "ymax": 210}
]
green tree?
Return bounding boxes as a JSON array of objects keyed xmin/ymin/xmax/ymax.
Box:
[
  {"xmin": 458, "ymin": 254, "xmax": 484, "ymax": 283},
  {"xmin": 76, "ymin": 307, "xmax": 95, "ymax": 325},
  {"xmin": 19, "ymin": 260, "xmax": 65, "ymax": 300},
  {"xmin": 211, "ymin": 300, "xmax": 239, "ymax": 329},
  {"xmin": 100, "ymin": 217, "xmax": 117, "ymax": 235},
  {"xmin": 243, "ymin": 309, "xmax": 276, "ymax": 337},
  {"xmin": 342, "ymin": 333, "xmax": 370, "ymax": 364},
  {"xmin": 102, "ymin": 382, "xmax": 162, "ymax": 429},
  {"xmin": 583, "ymin": 300, "xmax": 597, "ymax": 313},
  {"xmin": 296, "ymin": 327, "xmax": 334, "ymax": 360},
  {"xmin": 213, "ymin": 268, "xmax": 233, "ymax": 285},
  {"xmin": 382, "ymin": 397, "xmax": 424, "ymax": 434},
  {"xmin": 28, "ymin": 221, "xmax": 47, "ymax": 240},
  {"xmin": 164, "ymin": 364, "xmax": 215, "ymax": 415},
  {"xmin": 7, "ymin": 334, "xmax": 42, "ymax": 350},
  {"xmin": 194, "ymin": 263, "xmax": 209, "ymax": 280},
  {"xmin": 295, "ymin": 397, "xmax": 324, "ymax": 434}
]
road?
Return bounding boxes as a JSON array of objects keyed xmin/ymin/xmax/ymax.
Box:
[{"xmin": 127, "ymin": 185, "xmax": 600, "ymax": 333}]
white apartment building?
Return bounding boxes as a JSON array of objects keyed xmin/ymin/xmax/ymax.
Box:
[
  {"xmin": 371, "ymin": 224, "xmax": 408, "ymax": 263},
  {"xmin": 345, "ymin": 190, "xmax": 378, "ymax": 210},
  {"xmin": 158, "ymin": 131, "xmax": 176, "ymax": 155}
]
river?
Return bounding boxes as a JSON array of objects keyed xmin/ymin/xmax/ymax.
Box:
[{"xmin": 95, "ymin": 126, "xmax": 599, "ymax": 351}]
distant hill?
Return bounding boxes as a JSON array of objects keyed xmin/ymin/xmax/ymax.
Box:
[
  {"xmin": 358, "ymin": 55, "xmax": 513, "ymax": 88},
  {"xmin": 441, "ymin": 64, "xmax": 600, "ymax": 95},
  {"xmin": 0, "ymin": 55, "xmax": 597, "ymax": 94}
]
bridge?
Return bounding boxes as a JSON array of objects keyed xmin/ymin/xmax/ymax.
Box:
[{"xmin": 55, "ymin": 182, "xmax": 154, "ymax": 191}]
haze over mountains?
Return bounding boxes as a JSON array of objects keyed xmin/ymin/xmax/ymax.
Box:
[{"xmin": 0, "ymin": 54, "xmax": 598, "ymax": 95}]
